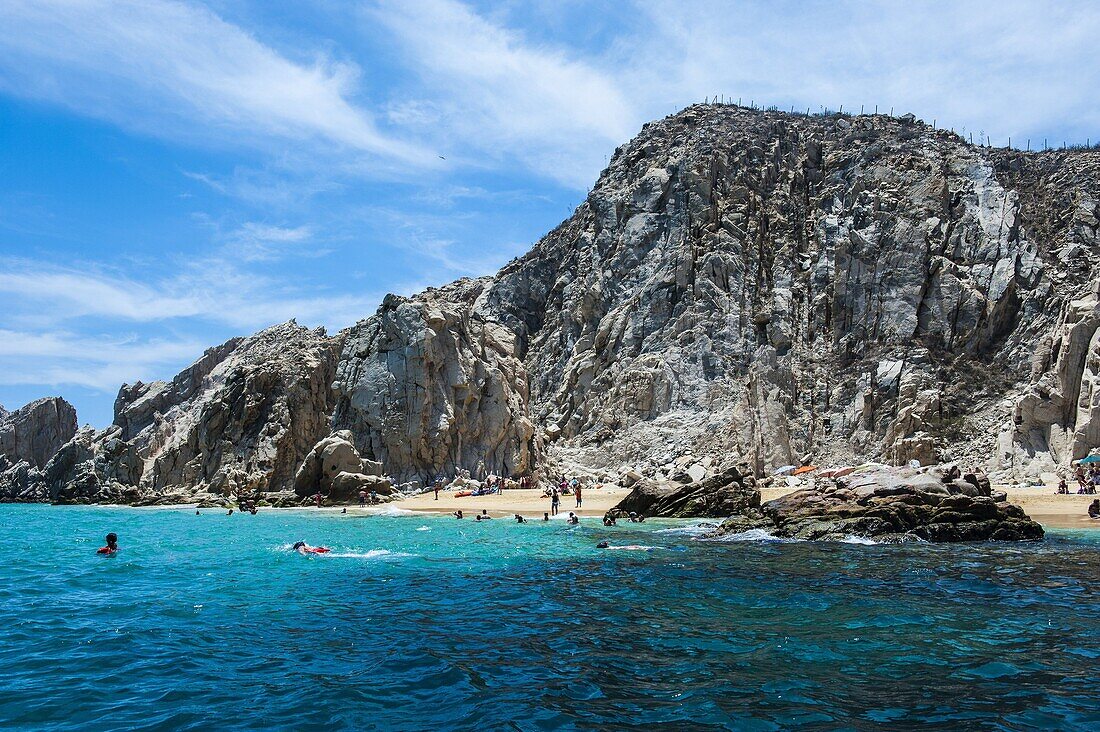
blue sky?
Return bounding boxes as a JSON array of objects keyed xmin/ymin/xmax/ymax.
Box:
[{"xmin": 1, "ymin": 0, "xmax": 1097, "ymax": 427}]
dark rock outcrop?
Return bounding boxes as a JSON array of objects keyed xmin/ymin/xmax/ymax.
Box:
[
  {"xmin": 711, "ymin": 464, "xmax": 1044, "ymax": 542},
  {"xmin": 609, "ymin": 466, "xmax": 759, "ymax": 518}
]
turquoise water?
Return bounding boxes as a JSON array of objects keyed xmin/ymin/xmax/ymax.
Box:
[{"xmin": 1, "ymin": 506, "xmax": 1098, "ymax": 731}]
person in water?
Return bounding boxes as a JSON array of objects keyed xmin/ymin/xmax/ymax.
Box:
[
  {"xmin": 542, "ymin": 512, "xmax": 550, "ymax": 521},
  {"xmin": 1088, "ymin": 499, "xmax": 1100, "ymax": 518},
  {"xmin": 97, "ymin": 533, "xmax": 119, "ymax": 555},
  {"xmin": 293, "ymin": 541, "xmax": 330, "ymax": 555},
  {"xmin": 567, "ymin": 512, "xmax": 579, "ymax": 525},
  {"xmin": 453, "ymin": 510, "xmax": 464, "ymax": 519},
  {"xmin": 514, "ymin": 514, "xmax": 527, "ymax": 523},
  {"xmin": 596, "ymin": 542, "xmax": 653, "ymax": 551}
]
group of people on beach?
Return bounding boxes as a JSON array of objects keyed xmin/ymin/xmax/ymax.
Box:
[
  {"xmin": 544, "ymin": 476, "xmax": 583, "ymax": 516},
  {"xmin": 1062, "ymin": 464, "xmax": 1100, "ymax": 494}
]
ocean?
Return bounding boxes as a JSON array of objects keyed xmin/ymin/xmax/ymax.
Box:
[{"xmin": 1, "ymin": 505, "xmax": 1097, "ymax": 731}]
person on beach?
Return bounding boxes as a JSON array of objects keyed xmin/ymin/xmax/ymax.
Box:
[
  {"xmin": 359, "ymin": 490, "xmax": 367, "ymax": 508},
  {"xmin": 293, "ymin": 541, "xmax": 330, "ymax": 555},
  {"xmin": 1058, "ymin": 478, "xmax": 1069, "ymax": 494},
  {"xmin": 96, "ymin": 533, "xmax": 119, "ymax": 555},
  {"xmin": 313, "ymin": 492, "xmax": 323, "ymax": 508},
  {"xmin": 1088, "ymin": 499, "xmax": 1100, "ymax": 519},
  {"xmin": 551, "ymin": 488, "xmax": 560, "ymax": 516},
  {"xmin": 434, "ymin": 478, "xmax": 440, "ymax": 501},
  {"xmin": 567, "ymin": 512, "xmax": 579, "ymax": 525},
  {"xmin": 574, "ymin": 483, "xmax": 582, "ymax": 508}
]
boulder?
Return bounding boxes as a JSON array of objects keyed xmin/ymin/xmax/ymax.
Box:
[
  {"xmin": 708, "ymin": 463, "xmax": 1043, "ymax": 542},
  {"xmin": 294, "ymin": 431, "xmax": 384, "ymax": 497},
  {"xmin": 609, "ymin": 466, "xmax": 759, "ymax": 519},
  {"xmin": 329, "ymin": 472, "xmax": 393, "ymax": 502}
]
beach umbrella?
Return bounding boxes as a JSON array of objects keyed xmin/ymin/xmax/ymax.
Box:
[
  {"xmin": 1079, "ymin": 455, "xmax": 1100, "ymax": 463},
  {"xmin": 793, "ymin": 465, "xmax": 817, "ymax": 475}
]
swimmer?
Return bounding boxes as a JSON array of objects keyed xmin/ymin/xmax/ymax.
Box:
[
  {"xmin": 293, "ymin": 541, "xmax": 330, "ymax": 555},
  {"xmin": 226, "ymin": 508, "xmax": 234, "ymax": 516},
  {"xmin": 515, "ymin": 514, "xmax": 527, "ymax": 523},
  {"xmin": 341, "ymin": 507, "xmax": 347, "ymax": 514},
  {"xmin": 596, "ymin": 542, "xmax": 654, "ymax": 551},
  {"xmin": 567, "ymin": 512, "xmax": 579, "ymax": 525},
  {"xmin": 96, "ymin": 532, "xmax": 118, "ymax": 555},
  {"xmin": 542, "ymin": 512, "xmax": 550, "ymax": 522},
  {"xmin": 453, "ymin": 510, "xmax": 464, "ymax": 519},
  {"xmin": 603, "ymin": 516, "xmax": 616, "ymax": 526},
  {"xmin": 195, "ymin": 510, "xmax": 200, "ymax": 515}
]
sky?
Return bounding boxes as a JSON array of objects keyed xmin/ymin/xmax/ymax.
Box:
[{"xmin": 1, "ymin": 0, "xmax": 1097, "ymax": 427}]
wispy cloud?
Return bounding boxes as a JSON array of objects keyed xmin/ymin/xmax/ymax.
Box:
[
  {"xmin": 369, "ymin": 0, "xmax": 637, "ymax": 188},
  {"xmin": 0, "ymin": 0, "xmax": 433, "ymax": 166},
  {"xmin": 0, "ymin": 258, "xmax": 381, "ymax": 332}
]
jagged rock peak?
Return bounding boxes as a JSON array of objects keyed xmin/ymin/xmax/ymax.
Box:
[{"xmin": 0, "ymin": 397, "xmax": 78, "ymax": 468}]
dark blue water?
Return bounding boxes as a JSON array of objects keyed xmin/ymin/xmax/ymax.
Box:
[{"xmin": 1, "ymin": 505, "xmax": 1097, "ymax": 731}]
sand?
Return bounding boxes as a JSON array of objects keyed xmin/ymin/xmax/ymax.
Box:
[{"xmin": 393, "ymin": 486, "xmax": 632, "ymax": 519}]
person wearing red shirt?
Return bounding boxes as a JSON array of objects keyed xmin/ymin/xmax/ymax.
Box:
[{"xmin": 96, "ymin": 533, "xmax": 118, "ymax": 555}]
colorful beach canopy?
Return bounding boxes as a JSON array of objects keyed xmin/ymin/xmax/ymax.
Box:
[{"xmin": 1078, "ymin": 455, "xmax": 1100, "ymax": 463}]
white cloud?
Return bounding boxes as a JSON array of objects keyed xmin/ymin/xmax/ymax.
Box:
[
  {"xmin": 0, "ymin": 258, "xmax": 380, "ymax": 331},
  {"xmin": 0, "ymin": 329, "xmax": 208, "ymax": 390},
  {"xmin": 0, "ymin": 0, "xmax": 432, "ymax": 166},
  {"xmin": 370, "ymin": 0, "xmax": 637, "ymax": 188}
]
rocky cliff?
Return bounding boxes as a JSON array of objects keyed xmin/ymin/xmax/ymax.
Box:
[
  {"xmin": 7, "ymin": 104, "xmax": 1100, "ymax": 503},
  {"xmin": 0, "ymin": 397, "xmax": 77, "ymax": 468}
]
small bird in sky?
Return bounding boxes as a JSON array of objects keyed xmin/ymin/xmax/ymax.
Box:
[{"xmin": 439, "ymin": 155, "xmax": 446, "ymax": 160}]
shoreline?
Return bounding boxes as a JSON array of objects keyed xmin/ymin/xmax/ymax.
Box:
[{"xmin": 9, "ymin": 484, "xmax": 1097, "ymax": 531}]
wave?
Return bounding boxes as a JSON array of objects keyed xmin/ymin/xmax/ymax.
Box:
[
  {"xmin": 839, "ymin": 535, "xmax": 880, "ymax": 545},
  {"xmin": 416, "ymin": 526, "xmax": 431, "ymax": 531},
  {"xmin": 365, "ymin": 505, "xmax": 417, "ymax": 516},
  {"xmin": 324, "ymin": 549, "xmax": 415, "ymax": 559},
  {"xmin": 654, "ymin": 523, "xmax": 718, "ymax": 537},
  {"xmin": 275, "ymin": 544, "xmax": 414, "ymax": 560},
  {"xmin": 702, "ymin": 528, "xmax": 801, "ymax": 543}
]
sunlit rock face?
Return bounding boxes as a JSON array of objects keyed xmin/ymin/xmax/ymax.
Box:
[{"xmin": 13, "ymin": 105, "xmax": 1100, "ymax": 503}]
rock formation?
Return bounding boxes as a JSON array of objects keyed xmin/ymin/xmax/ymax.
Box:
[
  {"xmin": 0, "ymin": 397, "xmax": 77, "ymax": 468},
  {"xmin": 293, "ymin": 431, "xmax": 391, "ymax": 501},
  {"xmin": 0, "ymin": 397, "xmax": 78, "ymax": 502},
  {"xmin": 609, "ymin": 465, "xmax": 759, "ymax": 519},
  {"xmin": 333, "ymin": 280, "xmax": 538, "ymax": 484},
  {"xmin": 710, "ymin": 464, "xmax": 1044, "ymax": 542},
  {"xmin": 9, "ymin": 104, "xmax": 1100, "ymax": 503}
]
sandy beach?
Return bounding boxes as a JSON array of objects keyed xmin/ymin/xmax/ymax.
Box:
[
  {"xmin": 393, "ymin": 485, "xmax": 632, "ymax": 518},
  {"xmin": 387, "ymin": 483, "xmax": 1099, "ymax": 531}
]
